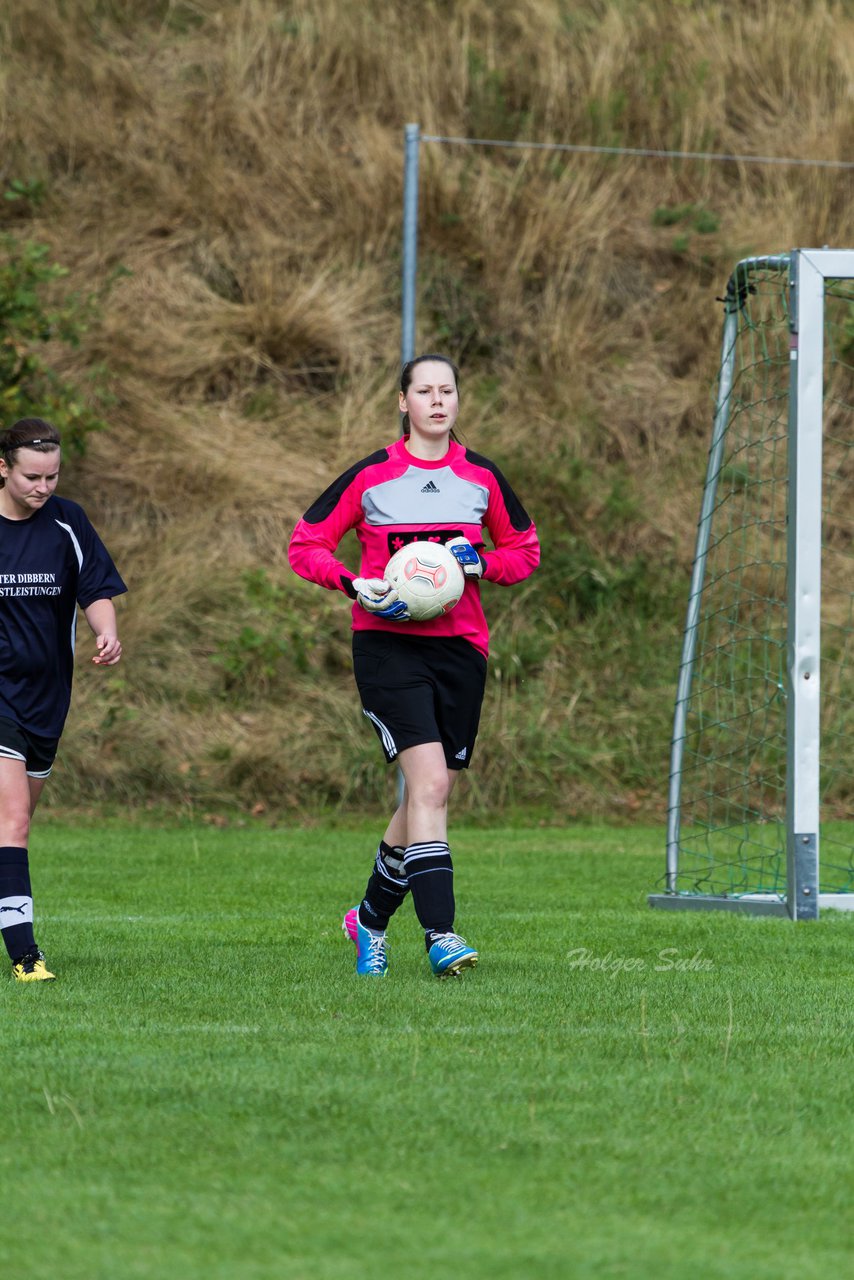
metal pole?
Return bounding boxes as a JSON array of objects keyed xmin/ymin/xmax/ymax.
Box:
[
  {"xmin": 663, "ymin": 302, "xmax": 740, "ymax": 890},
  {"xmin": 401, "ymin": 123, "xmax": 420, "ymax": 367},
  {"xmin": 785, "ymin": 249, "xmax": 822, "ymax": 921},
  {"xmin": 397, "ymin": 123, "xmax": 421, "ymax": 809}
]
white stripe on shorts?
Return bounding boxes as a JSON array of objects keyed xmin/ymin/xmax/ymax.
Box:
[
  {"xmin": 0, "ymin": 744, "xmax": 51, "ymax": 777},
  {"xmin": 363, "ymin": 709, "xmax": 398, "ymax": 759},
  {"xmin": 0, "ymin": 746, "xmax": 52, "ymax": 778}
]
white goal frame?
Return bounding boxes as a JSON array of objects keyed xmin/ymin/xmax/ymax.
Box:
[{"xmin": 650, "ymin": 248, "xmax": 854, "ymax": 920}]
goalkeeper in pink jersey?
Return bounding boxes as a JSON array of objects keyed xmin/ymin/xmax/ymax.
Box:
[{"xmin": 288, "ymin": 354, "xmax": 539, "ymax": 977}]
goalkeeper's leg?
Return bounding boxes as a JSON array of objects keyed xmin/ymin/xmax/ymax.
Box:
[
  {"xmin": 343, "ymin": 839, "xmax": 408, "ymax": 975},
  {"xmin": 356, "ymin": 839, "xmax": 409, "ymax": 931},
  {"xmin": 350, "ymin": 746, "xmax": 457, "ymax": 936},
  {"xmin": 396, "ymin": 744, "xmax": 477, "ymax": 976},
  {"xmin": 396, "ymin": 743, "xmax": 456, "ymax": 937}
]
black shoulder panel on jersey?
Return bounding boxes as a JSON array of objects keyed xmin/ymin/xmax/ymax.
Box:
[
  {"xmin": 464, "ymin": 449, "xmax": 533, "ymax": 531},
  {"xmin": 302, "ymin": 448, "xmax": 390, "ymax": 524}
]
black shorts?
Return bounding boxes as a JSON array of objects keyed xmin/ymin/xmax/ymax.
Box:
[
  {"xmin": 0, "ymin": 716, "xmax": 58, "ymax": 778},
  {"xmin": 352, "ymin": 631, "xmax": 487, "ymax": 770}
]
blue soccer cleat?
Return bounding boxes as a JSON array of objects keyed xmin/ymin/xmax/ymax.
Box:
[
  {"xmin": 343, "ymin": 906, "xmax": 388, "ymax": 976},
  {"xmin": 427, "ymin": 932, "xmax": 478, "ymax": 978}
]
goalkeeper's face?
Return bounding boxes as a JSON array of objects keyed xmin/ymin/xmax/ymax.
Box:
[{"xmin": 399, "ymin": 359, "xmax": 460, "ymax": 443}]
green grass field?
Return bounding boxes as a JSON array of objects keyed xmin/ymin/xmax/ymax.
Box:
[{"xmin": 3, "ymin": 820, "xmax": 851, "ymax": 1280}]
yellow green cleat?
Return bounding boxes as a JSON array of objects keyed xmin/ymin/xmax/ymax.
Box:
[{"xmin": 12, "ymin": 949, "xmax": 56, "ymax": 982}]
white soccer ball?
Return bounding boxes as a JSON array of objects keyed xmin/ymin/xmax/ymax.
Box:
[{"xmin": 384, "ymin": 540, "xmax": 466, "ymax": 621}]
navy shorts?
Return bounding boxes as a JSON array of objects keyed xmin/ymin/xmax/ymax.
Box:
[
  {"xmin": 352, "ymin": 631, "xmax": 487, "ymax": 770},
  {"xmin": 0, "ymin": 716, "xmax": 58, "ymax": 778}
]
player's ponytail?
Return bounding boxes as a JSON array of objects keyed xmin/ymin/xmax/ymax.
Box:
[{"xmin": 0, "ymin": 418, "xmax": 61, "ymax": 487}]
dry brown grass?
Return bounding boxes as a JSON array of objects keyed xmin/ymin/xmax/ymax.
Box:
[{"xmin": 2, "ymin": 0, "xmax": 854, "ymax": 817}]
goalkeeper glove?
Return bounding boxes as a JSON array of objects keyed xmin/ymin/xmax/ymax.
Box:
[
  {"xmin": 352, "ymin": 577, "xmax": 410, "ymax": 620},
  {"xmin": 446, "ymin": 537, "xmax": 485, "ymax": 579}
]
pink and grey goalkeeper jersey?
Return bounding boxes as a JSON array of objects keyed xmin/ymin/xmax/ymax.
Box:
[{"xmin": 288, "ymin": 436, "xmax": 539, "ymax": 657}]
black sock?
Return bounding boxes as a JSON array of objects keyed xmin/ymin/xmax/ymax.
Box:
[
  {"xmin": 402, "ymin": 840, "xmax": 454, "ymax": 944},
  {"xmin": 0, "ymin": 846, "xmax": 37, "ymax": 962},
  {"xmin": 358, "ymin": 841, "xmax": 409, "ymax": 931}
]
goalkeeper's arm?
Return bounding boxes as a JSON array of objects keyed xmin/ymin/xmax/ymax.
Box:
[{"xmin": 288, "ymin": 512, "xmax": 363, "ymax": 598}]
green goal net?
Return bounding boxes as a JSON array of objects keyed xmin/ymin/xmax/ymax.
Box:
[{"xmin": 652, "ymin": 251, "xmax": 854, "ymax": 918}]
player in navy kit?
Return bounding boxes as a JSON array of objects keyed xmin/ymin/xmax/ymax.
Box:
[
  {"xmin": 289, "ymin": 355, "xmax": 539, "ymax": 977},
  {"xmin": 0, "ymin": 418, "xmax": 127, "ymax": 981}
]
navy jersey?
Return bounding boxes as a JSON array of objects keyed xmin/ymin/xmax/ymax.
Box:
[{"xmin": 0, "ymin": 495, "xmax": 127, "ymax": 736}]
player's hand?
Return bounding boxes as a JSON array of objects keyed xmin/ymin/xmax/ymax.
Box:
[
  {"xmin": 352, "ymin": 577, "xmax": 410, "ymax": 621},
  {"xmin": 92, "ymin": 634, "xmax": 122, "ymax": 665},
  {"xmin": 446, "ymin": 537, "xmax": 485, "ymax": 579}
]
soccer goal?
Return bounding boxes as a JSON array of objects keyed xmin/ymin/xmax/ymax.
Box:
[{"xmin": 650, "ymin": 248, "xmax": 854, "ymax": 920}]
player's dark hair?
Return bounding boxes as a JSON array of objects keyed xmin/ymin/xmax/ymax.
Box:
[
  {"xmin": 400, "ymin": 353, "xmax": 461, "ymax": 441},
  {"xmin": 0, "ymin": 418, "xmax": 61, "ymax": 488}
]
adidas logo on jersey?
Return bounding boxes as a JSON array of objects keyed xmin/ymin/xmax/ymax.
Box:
[
  {"xmin": 420, "ymin": 480, "xmax": 440, "ymax": 493},
  {"xmin": 455, "ymin": 747, "xmax": 467, "ymax": 760}
]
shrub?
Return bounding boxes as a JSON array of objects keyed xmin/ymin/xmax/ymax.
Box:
[{"xmin": 0, "ymin": 182, "xmax": 116, "ymax": 448}]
